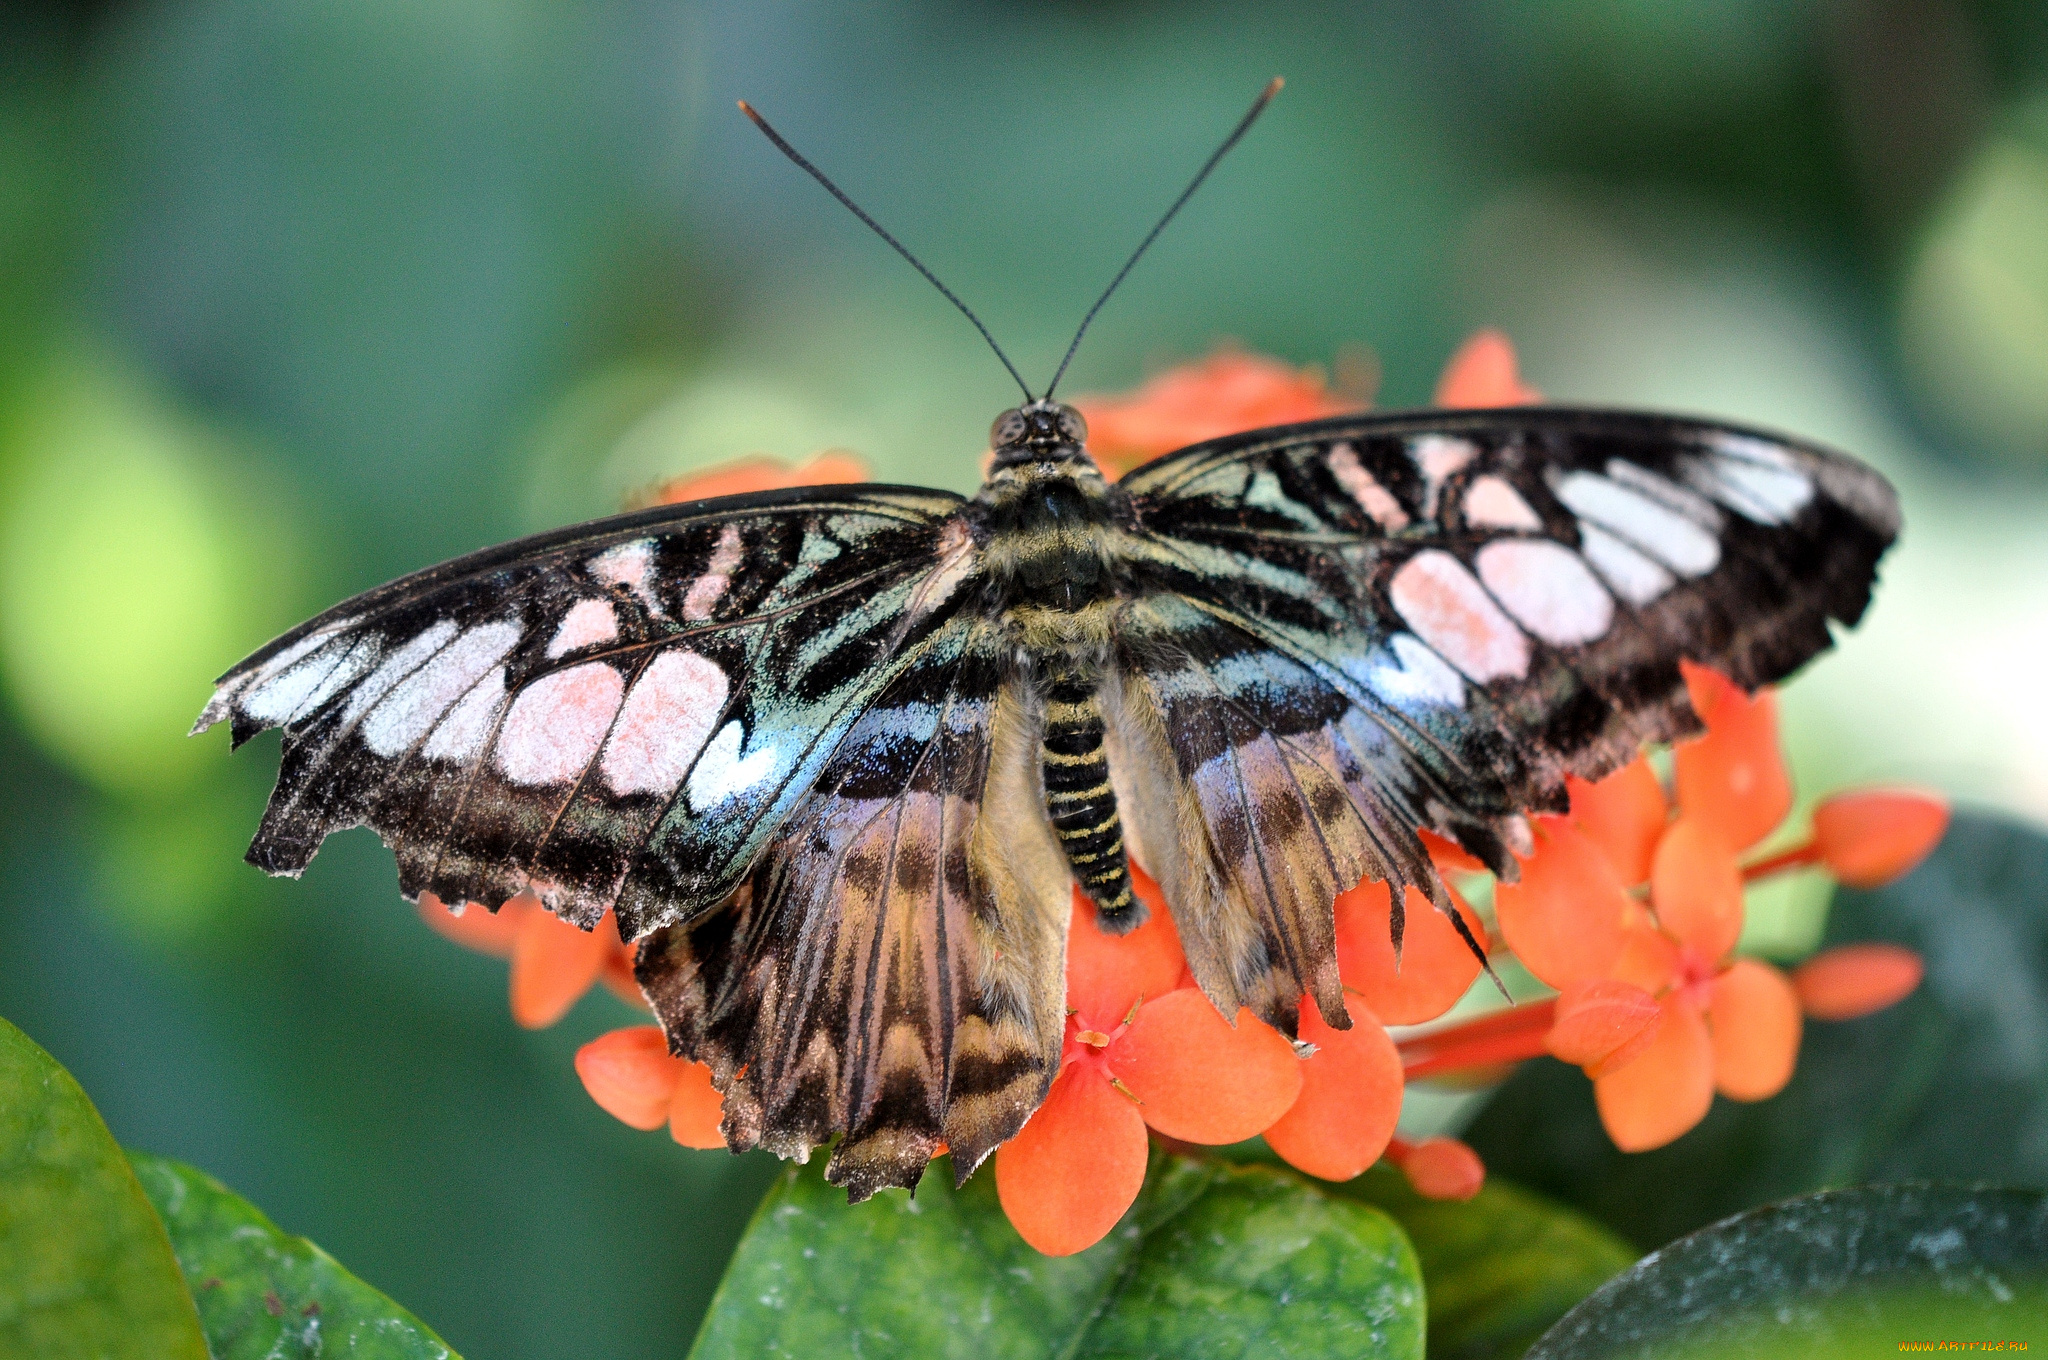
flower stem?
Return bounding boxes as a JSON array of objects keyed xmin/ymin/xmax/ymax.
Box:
[
  {"xmin": 1742, "ymin": 838, "xmax": 1823, "ymax": 882},
  {"xmin": 1397, "ymin": 998, "xmax": 1556, "ymax": 1080}
]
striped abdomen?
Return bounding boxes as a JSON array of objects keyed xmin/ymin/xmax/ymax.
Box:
[{"xmin": 1041, "ymin": 665, "xmax": 1137, "ymax": 925}]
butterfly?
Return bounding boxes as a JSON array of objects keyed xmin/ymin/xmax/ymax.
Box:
[{"xmin": 194, "ymin": 83, "xmax": 1900, "ymax": 1202}]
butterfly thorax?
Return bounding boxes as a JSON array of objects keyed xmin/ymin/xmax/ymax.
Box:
[{"xmin": 971, "ymin": 401, "xmax": 1128, "ymax": 641}]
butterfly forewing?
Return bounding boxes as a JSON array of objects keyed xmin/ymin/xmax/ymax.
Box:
[
  {"xmin": 196, "ymin": 485, "xmax": 973, "ymax": 936},
  {"xmin": 1119, "ymin": 407, "xmax": 1897, "ymax": 884}
]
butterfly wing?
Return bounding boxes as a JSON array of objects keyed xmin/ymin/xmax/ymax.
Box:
[
  {"xmin": 1111, "ymin": 407, "xmax": 1897, "ymax": 1030},
  {"xmin": 194, "ymin": 484, "xmax": 982, "ymax": 938},
  {"xmin": 636, "ymin": 621, "xmax": 1072, "ymax": 1199}
]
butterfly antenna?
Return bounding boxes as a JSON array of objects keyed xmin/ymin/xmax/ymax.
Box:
[
  {"xmin": 1042, "ymin": 77, "xmax": 1283, "ymax": 400},
  {"xmin": 739, "ymin": 100, "xmax": 1034, "ymax": 403}
]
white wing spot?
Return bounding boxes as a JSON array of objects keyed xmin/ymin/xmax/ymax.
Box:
[
  {"xmin": 683, "ymin": 523, "xmax": 746, "ymax": 622},
  {"xmin": 1603, "ymin": 460, "xmax": 1721, "ymax": 528},
  {"xmin": 1476, "ymin": 540, "xmax": 1615, "ymax": 647},
  {"xmin": 547, "ymin": 599, "xmax": 618, "ymax": 658},
  {"xmin": 242, "ymin": 640, "xmax": 373, "ymax": 724},
  {"xmin": 343, "ymin": 622, "xmax": 459, "ymax": 725},
  {"xmin": 1328, "ymin": 442, "xmax": 1410, "ymax": 530},
  {"xmin": 1389, "ymin": 549, "xmax": 1530, "ymax": 682},
  {"xmin": 589, "ymin": 540, "xmax": 665, "ymax": 617},
  {"xmin": 364, "ymin": 621, "xmax": 522, "ymax": 756},
  {"xmin": 601, "ymin": 650, "xmax": 728, "ymax": 796},
  {"xmin": 424, "ymin": 665, "xmax": 507, "ymax": 761},
  {"xmin": 1684, "ymin": 434, "xmax": 1813, "ymax": 525},
  {"xmin": 1552, "ymin": 472, "xmax": 1721, "ymax": 577},
  {"xmin": 1369, "ymin": 633, "xmax": 1466, "ymax": 708},
  {"xmin": 1577, "ymin": 523, "xmax": 1676, "ymax": 606},
  {"xmin": 1461, "ymin": 475, "xmax": 1543, "ymax": 531},
  {"xmin": 495, "ymin": 662, "xmax": 625, "ymax": 786},
  {"xmin": 1410, "ymin": 435, "xmax": 1477, "ymax": 519},
  {"xmin": 686, "ymin": 721, "xmax": 779, "ymax": 811}
]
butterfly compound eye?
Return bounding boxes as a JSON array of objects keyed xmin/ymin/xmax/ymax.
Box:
[
  {"xmin": 1056, "ymin": 405, "xmax": 1088, "ymax": 444},
  {"xmin": 991, "ymin": 409, "xmax": 1029, "ymax": 448}
]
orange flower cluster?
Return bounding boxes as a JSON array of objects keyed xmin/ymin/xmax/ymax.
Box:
[
  {"xmin": 1467, "ymin": 665, "xmax": 1945, "ymax": 1151},
  {"xmin": 413, "ymin": 334, "xmax": 1945, "ymax": 1260}
]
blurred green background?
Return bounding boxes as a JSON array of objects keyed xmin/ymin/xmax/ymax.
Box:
[{"xmin": 2, "ymin": 1, "xmax": 2046, "ymax": 1354}]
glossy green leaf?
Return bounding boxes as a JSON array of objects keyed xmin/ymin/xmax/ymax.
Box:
[
  {"xmin": 1465, "ymin": 810, "xmax": 2048, "ymax": 1248},
  {"xmin": 0, "ymin": 1016, "xmax": 208, "ymax": 1360},
  {"xmin": 1332, "ymin": 1164, "xmax": 1638, "ymax": 1360},
  {"xmin": 127, "ymin": 1151, "xmax": 459, "ymax": 1360},
  {"xmin": 1529, "ymin": 1184, "xmax": 2048, "ymax": 1358},
  {"xmin": 690, "ymin": 1153, "xmax": 1423, "ymax": 1359}
]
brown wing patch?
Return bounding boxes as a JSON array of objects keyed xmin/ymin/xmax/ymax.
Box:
[{"xmin": 635, "ymin": 654, "xmax": 1070, "ymax": 1201}]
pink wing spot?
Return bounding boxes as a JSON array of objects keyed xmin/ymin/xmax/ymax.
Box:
[
  {"xmin": 683, "ymin": 524, "xmax": 746, "ymax": 623},
  {"xmin": 906, "ymin": 520, "xmax": 976, "ymax": 620},
  {"xmin": 600, "ymin": 650, "xmax": 728, "ymax": 796},
  {"xmin": 1411, "ymin": 435, "xmax": 1477, "ymax": 519},
  {"xmin": 495, "ymin": 663, "xmax": 625, "ymax": 786},
  {"xmin": 1328, "ymin": 443, "xmax": 1410, "ymax": 530},
  {"xmin": 589, "ymin": 540, "xmax": 665, "ymax": 617},
  {"xmin": 1389, "ymin": 549, "xmax": 1530, "ymax": 682},
  {"xmin": 1461, "ymin": 475, "xmax": 1542, "ymax": 531},
  {"xmin": 1476, "ymin": 540, "xmax": 1614, "ymax": 647},
  {"xmin": 547, "ymin": 599, "xmax": 619, "ymax": 658}
]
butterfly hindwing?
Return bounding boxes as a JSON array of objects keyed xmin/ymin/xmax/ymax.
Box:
[
  {"xmin": 195, "ymin": 485, "xmax": 975, "ymax": 937},
  {"xmin": 635, "ymin": 622, "xmax": 1072, "ymax": 1199}
]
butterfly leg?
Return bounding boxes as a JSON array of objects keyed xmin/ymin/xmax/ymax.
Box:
[{"xmin": 1040, "ymin": 662, "xmax": 1140, "ymax": 929}]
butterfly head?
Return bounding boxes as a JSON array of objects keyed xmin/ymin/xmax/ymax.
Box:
[{"xmin": 989, "ymin": 400, "xmax": 1090, "ymax": 469}]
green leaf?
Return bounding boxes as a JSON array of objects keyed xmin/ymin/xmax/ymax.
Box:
[
  {"xmin": 689, "ymin": 1153, "xmax": 1424, "ymax": 1359},
  {"xmin": 1464, "ymin": 809, "xmax": 2048, "ymax": 1248},
  {"xmin": 1528, "ymin": 1184, "xmax": 2048, "ymax": 1358},
  {"xmin": 1332, "ymin": 1165, "xmax": 1638, "ymax": 1360},
  {"xmin": 0, "ymin": 1016, "xmax": 208, "ymax": 1360},
  {"xmin": 127, "ymin": 1151, "xmax": 460, "ymax": 1360}
]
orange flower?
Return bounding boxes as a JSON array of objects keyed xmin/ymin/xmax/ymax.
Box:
[
  {"xmin": 1433, "ymin": 328, "xmax": 1542, "ymax": 408},
  {"xmin": 995, "ymin": 874, "xmax": 1302, "ymax": 1255},
  {"xmin": 418, "ymin": 894, "xmax": 641, "ymax": 1028},
  {"xmin": 416, "ymin": 452, "xmax": 873, "ymax": 1027},
  {"xmin": 1073, "ymin": 349, "xmax": 1363, "ymax": 479},
  {"xmin": 574, "ymin": 1025, "xmax": 727, "ymax": 1148}
]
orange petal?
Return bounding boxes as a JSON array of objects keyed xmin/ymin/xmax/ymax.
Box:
[
  {"xmin": 1263, "ymin": 996, "xmax": 1403, "ymax": 1181},
  {"xmin": 1392, "ymin": 1136, "xmax": 1486, "ymax": 1200},
  {"xmin": 1064, "ymin": 867, "xmax": 1186, "ymax": 1023},
  {"xmin": 1610, "ymin": 912, "xmax": 1683, "ymax": 993},
  {"xmin": 1334, "ymin": 879, "xmax": 1485, "ymax": 1025},
  {"xmin": 668, "ymin": 1059, "xmax": 728, "ymax": 1149},
  {"xmin": 1650, "ymin": 817, "xmax": 1745, "ymax": 962},
  {"xmin": 1594, "ymin": 993, "xmax": 1714, "ymax": 1152},
  {"xmin": 1811, "ymin": 789, "xmax": 1950, "ymax": 889},
  {"xmin": 575, "ymin": 1026, "xmax": 683, "ymax": 1130},
  {"xmin": 1567, "ymin": 759, "xmax": 1668, "ymax": 885},
  {"xmin": 1493, "ymin": 817, "xmax": 1633, "ymax": 989},
  {"xmin": 1792, "ymin": 943, "xmax": 1923, "ymax": 1020},
  {"xmin": 418, "ymin": 891, "xmax": 526, "ymax": 958},
  {"xmin": 599, "ymin": 935, "xmax": 648, "ymax": 1009},
  {"xmin": 1546, "ymin": 979, "xmax": 1664, "ymax": 1078},
  {"xmin": 509, "ymin": 905, "xmax": 614, "ymax": 1029},
  {"xmin": 1073, "ymin": 350, "xmax": 1360, "ymax": 477},
  {"xmin": 1434, "ymin": 329, "xmax": 1541, "ymax": 408},
  {"xmin": 1709, "ymin": 959, "xmax": 1802, "ymax": 1101},
  {"xmin": 1674, "ymin": 663, "xmax": 1792, "ymax": 852},
  {"xmin": 995, "ymin": 1065, "xmax": 1150, "ymax": 1256},
  {"xmin": 1419, "ymin": 828, "xmax": 1486, "ymax": 875},
  {"xmin": 642, "ymin": 450, "xmax": 869, "ymax": 507},
  {"xmin": 1111, "ymin": 990, "xmax": 1302, "ymax": 1144}
]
